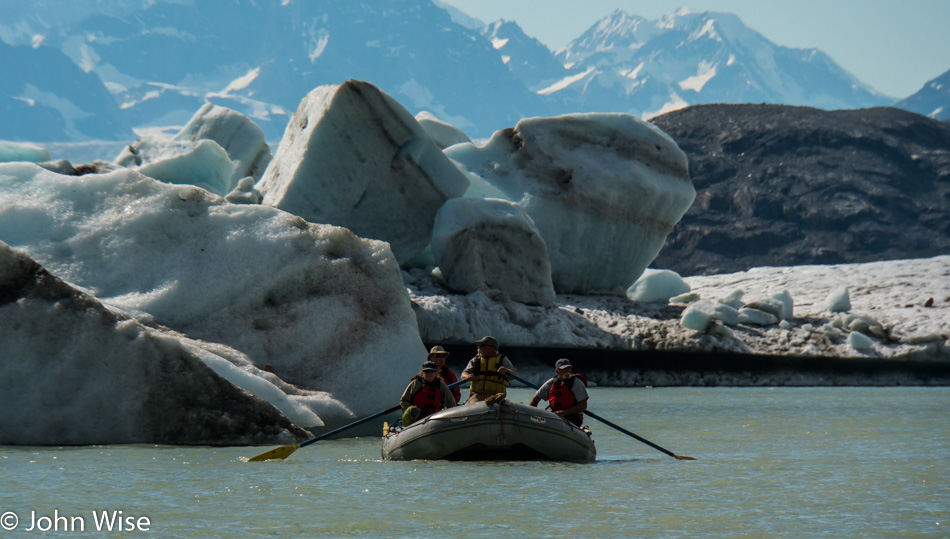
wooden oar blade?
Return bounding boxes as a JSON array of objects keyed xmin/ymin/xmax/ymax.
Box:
[
  {"xmin": 248, "ymin": 444, "xmax": 300, "ymax": 462},
  {"xmin": 674, "ymin": 454, "xmax": 697, "ymax": 460}
]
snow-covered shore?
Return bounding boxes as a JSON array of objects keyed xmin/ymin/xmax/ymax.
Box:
[{"xmin": 408, "ymin": 256, "xmax": 950, "ymax": 383}]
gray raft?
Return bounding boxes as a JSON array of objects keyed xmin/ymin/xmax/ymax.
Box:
[{"xmin": 381, "ymin": 399, "xmax": 596, "ymax": 462}]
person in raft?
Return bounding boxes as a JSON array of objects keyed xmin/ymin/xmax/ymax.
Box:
[
  {"xmin": 460, "ymin": 336, "xmax": 517, "ymax": 404},
  {"xmin": 428, "ymin": 345, "xmax": 461, "ymax": 404},
  {"xmin": 399, "ymin": 360, "xmax": 456, "ymax": 426},
  {"xmin": 529, "ymin": 358, "xmax": 589, "ymax": 427}
]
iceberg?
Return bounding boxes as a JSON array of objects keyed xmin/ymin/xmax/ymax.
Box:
[
  {"xmin": 0, "ymin": 241, "xmax": 310, "ymax": 445},
  {"xmin": 256, "ymin": 80, "xmax": 470, "ymax": 265},
  {"xmin": 446, "ymin": 113, "xmax": 694, "ymax": 294},
  {"xmin": 0, "ymin": 162, "xmax": 426, "ymax": 429},
  {"xmin": 432, "ymin": 197, "xmax": 555, "ymax": 306}
]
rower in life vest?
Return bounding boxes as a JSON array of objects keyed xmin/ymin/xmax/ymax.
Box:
[
  {"xmin": 529, "ymin": 358, "xmax": 588, "ymax": 427},
  {"xmin": 460, "ymin": 336, "xmax": 517, "ymax": 404},
  {"xmin": 399, "ymin": 360, "xmax": 456, "ymax": 426},
  {"xmin": 427, "ymin": 345, "xmax": 460, "ymax": 404}
]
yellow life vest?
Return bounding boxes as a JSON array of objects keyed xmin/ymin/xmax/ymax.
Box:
[{"xmin": 470, "ymin": 354, "xmax": 509, "ymax": 394}]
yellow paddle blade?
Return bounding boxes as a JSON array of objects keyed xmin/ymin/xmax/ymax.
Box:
[
  {"xmin": 382, "ymin": 422, "xmax": 390, "ymax": 436},
  {"xmin": 247, "ymin": 444, "xmax": 300, "ymax": 462},
  {"xmin": 674, "ymin": 454, "xmax": 697, "ymax": 461}
]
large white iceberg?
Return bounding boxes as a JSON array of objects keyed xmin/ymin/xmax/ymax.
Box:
[
  {"xmin": 0, "ymin": 241, "xmax": 310, "ymax": 445},
  {"xmin": 0, "ymin": 162, "xmax": 426, "ymax": 428},
  {"xmin": 256, "ymin": 80, "xmax": 470, "ymax": 265},
  {"xmin": 446, "ymin": 113, "xmax": 694, "ymax": 295},
  {"xmin": 432, "ymin": 197, "xmax": 556, "ymax": 306}
]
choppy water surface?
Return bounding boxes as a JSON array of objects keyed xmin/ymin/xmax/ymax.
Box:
[{"xmin": 2, "ymin": 387, "xmax": 947, "ymax": 537}]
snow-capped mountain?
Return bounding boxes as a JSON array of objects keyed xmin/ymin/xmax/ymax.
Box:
[
  {"xmin": 1, "ymin": 1, "xmax": 916, "ymax": 144},
  {"xmin": 895, "ymin": 68, "xmax": 950, "ymax": 121},
  {"xmin": 3, "ymin": 0, "xmax": 546, "ymax": 141},
  {"xmin": 481, "ymin": 20, "xmax": 571, "ymax": 92},
  {"xmin": 523, "ymin": 9, "xmax": 894, "ymax": 118},
  {"xmin": 0, "ymin": 41, "xmax": 133, "ymax": 141}
]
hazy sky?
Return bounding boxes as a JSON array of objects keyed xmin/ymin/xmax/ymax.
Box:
[{"xmin": 438, "ymin": 0, "xmax": 950, "ymax": 99}]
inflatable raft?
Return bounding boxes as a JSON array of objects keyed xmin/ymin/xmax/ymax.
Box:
[{"xmin": 381, "ymin": 399, "xmax": 596, "ymax": 462}]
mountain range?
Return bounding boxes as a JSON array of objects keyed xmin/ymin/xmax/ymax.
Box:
[
  {"xmin": 896, "ymin": 68, "xmax": 950, "ymax": 122},
  {"xmin": 0, "ymin": 0, "xmax": 946, "ymax": 143}
]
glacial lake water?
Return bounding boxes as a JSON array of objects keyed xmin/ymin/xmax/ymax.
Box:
[{"xmin": 1, "ymin": 387, "xmax": 947, "ymax": 538}]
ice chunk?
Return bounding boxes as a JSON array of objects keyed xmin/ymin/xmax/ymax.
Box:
[
  {"xmin": 431, "ymin": 197, "xmax": 555, "ymax": 306},
  {"xmin": 744, "ymin": 298, "xmax": 786, "ymax": 321},
  {"xmin": 848, "ymin": 330, "xmax": 874, "ymax": 352},
  {"xmin": 257, "ymin": 80, "xmax": 470, "ymax": 264},
  {"xmin": 173, "ymin": 103, "xmax": 274, "ymax": 186},
  {"xmin": 116, "ymin": 138, "xmax": 235, "ymax": 195},
  {"xmin": 626, "ymin": 268, "xmax": 690, "ymax": 303},
  {"xmin": 718, "ymin": 289, "xmax": 744, "ymax": 309},
  {"xmin": 772, "ymin": 290, "xmax": 794, "ymax": 320},
  {"xmin": 446, "ymin": 113, "xmax": 694, "ymax": 294},
  {"xmin": 738, "ymin": 307, "xmax": 779, "ymax": 326},
  {"xmin": 225, "ymin": 176, "xmax": 263, "ymax": 204},
  {"xmin": 681, "ymin": 299, "xmax": 740, "ymax": 331},
  {"xmin": 825, "ymin": 287, "xmax": 851, "ymax": 312},
  {"xmin": 415, "ymin": 110, "xmax": 472, "ymax": 149},
  {"xmin": 0, "ymin": 141, "xmax": 50, "ymax": 163},
  {"xmin": 708, "ymin": 320, "xmax": 733, "ymax": 339},
  {"xmin": 115, "ymin": 104, "xmax": 273, "ymax": 195},
  {"xmin": 670, "ymin": 292, "xmax": 700, "ymax": 304},
  {"xmin": 37, "ymin": 159, "xmax": 77, "ymax": 175},
  {"xmin": 833, "ymin": 313, "xmax": 886, "ymax": 338},
  {"xmin": 822, "ymin": 323, "xmax": 846, "ymax": 342}
]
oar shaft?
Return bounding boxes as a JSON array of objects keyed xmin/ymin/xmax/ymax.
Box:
[
  {"xmin": 509, "ymin": 373, "xmax": 692, "ymax": 460},
  {"xmin": 300, "ymin": 405, "xmax": 400, "ymax": 448},
  {"xmin": 583, "ymin": 410, "xmax": 676, "ymax": 458},
  {"xmin": 300, "ymin": 379, "xmax": 465, "ymax": 447}
]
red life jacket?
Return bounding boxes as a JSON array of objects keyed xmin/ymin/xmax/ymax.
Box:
[
  {"xmin": 439, "ymin": 367, "xmax": 461, "ymax": 404},
  {"xmin": 549, "ymin": 375, "xmax": 585, "ymax": 419},
  {"xmin": 411, "ymin": 376, "xmax": 444, "ymax": 416}
]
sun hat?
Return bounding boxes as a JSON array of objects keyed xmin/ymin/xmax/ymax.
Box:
[{"xmin": 428, "ymin": 345, "xmax": 450, "ymax": 358}]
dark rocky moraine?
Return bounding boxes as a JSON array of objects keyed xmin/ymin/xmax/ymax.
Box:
[{"xmin": 650, "ymin": 104, "xmax": 950, "ymax": 276}]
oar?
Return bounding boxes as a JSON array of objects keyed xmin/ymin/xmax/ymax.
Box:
[
  {"xmin": 248, "ymin": 380, "xmax": 464, "ymax": 462},
  {"xmin": 509, "ymin": 373, "xmax": 695, "ymax": 461}
]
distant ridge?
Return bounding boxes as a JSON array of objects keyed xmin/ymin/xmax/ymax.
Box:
[
  {"xmin": 896, "ymin": 69, "xmax": 950, "ymax": 122},
  {"xmin": 650, "ymin": 104, "xmax": 950, "ymax": 276}
]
